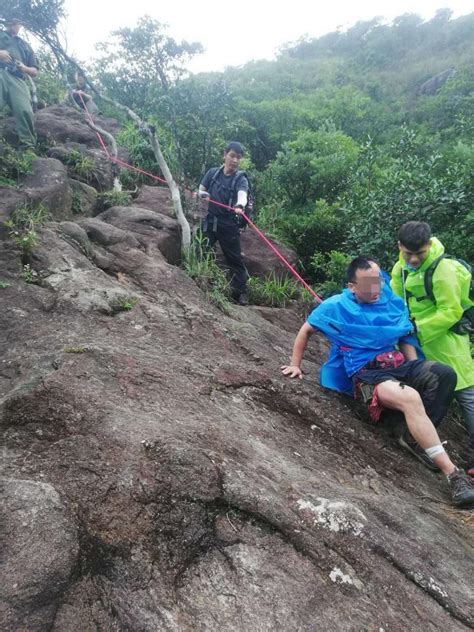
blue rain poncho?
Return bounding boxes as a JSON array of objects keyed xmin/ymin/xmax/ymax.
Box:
[{"xmin": 307, "ymin": 281, "xmax": 419, "ymax": 395}]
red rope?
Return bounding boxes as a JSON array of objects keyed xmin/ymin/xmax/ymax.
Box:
[{"xmin": 78, "ymin": 93, "xmax": 322, "ymax": 302}]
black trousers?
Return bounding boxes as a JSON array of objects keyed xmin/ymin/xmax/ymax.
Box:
[{"xmin": 201, "ymin": 214, "xmax": 248, "ymax": 295}]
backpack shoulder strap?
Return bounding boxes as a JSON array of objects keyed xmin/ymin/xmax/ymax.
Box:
[
  {"xmin": 424, "ymin": 254, "xmax": 446, "ymax": 303},
  {"xmin": 228, "ymin": 170, "xmax": 245, "ymax": 192},
  {"xmin": 207, "ymin": 166, "xmax": 223, "ymax": 193}
]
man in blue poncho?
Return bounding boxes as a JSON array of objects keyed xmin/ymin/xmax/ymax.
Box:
[{"xmin": 281, "ymin": 256, "xmax": 474, "ymax": 508}]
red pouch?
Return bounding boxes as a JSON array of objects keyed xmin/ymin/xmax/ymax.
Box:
[{"xmin": 373, "ymin": 350, "xmax": 405, "ymax": 369}]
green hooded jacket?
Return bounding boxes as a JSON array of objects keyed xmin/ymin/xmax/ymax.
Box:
[{"xmin": 391, "ymin": 237, "xmax": 474, "ymax": 391}]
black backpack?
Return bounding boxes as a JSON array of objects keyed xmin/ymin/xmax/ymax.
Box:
[
  {"xmin": 208, "ymin": 167, "xmax": 254, "ymax": 227},
  {"xmin": 423, "ymin": 254, "xmax": 473, "ymax": 335}
]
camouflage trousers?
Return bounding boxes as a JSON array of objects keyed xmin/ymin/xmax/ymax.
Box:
[{"xmin": 0, "ymin": 69, "xmax": 36, "ymax": 148}]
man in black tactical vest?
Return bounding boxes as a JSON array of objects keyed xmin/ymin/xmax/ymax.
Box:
[
  {"xmin": 198, "ymin": 141, "xmax": 250, "ymax": 305},
  {"xmin": 0, "ymin": 17, "xmax": 39, "ymax": 149}
]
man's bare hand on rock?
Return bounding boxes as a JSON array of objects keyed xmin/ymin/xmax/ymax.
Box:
[{"xmin": 281, "ymin": 365, "xmax": 303, "ymax": 379}]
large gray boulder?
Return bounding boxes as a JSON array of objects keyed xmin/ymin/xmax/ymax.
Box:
[{"xmin": 0, "ymin": 479, "xmax": 79, "ymax": 630}]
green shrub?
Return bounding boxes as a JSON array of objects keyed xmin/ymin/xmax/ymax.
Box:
[
  {"xmin": 0, "ymin": 143, "xmax": 36, "ymax": 186},
  {"xmin": 21, "ymin": 263, "xmax": 39, "ymax": 284},
  {"xmin": 343, "ymin": 128, "xmax": 474, "ymax": 266},
  {"xmin": 97, "ymin": 189, "xmax": 132, "ymax": 212},
  {"xmin": 111, "ymin": 297, "xmax": 139, "ymax": 313},
  {"xmin": 183, "ymin": 233, "xmax": 231, "ymax": 313},
  {"xmin": 116, "ymin": 123, "xmax": 160, "ymax": 186},
  {"xmin": 65, "ymin": 150, "xmax": 98, "ymax": 183},
  {"xmin": 248, "ymin": 273, "xmax": 306, "ymax": 307},
  {"xmin": 311, "ymin": 250, "xmax": 353, "ymax": 297},
  {"xmin": 276, "ymin": 200, "xmax": 348, "ymax": 276},
  {"xmin": 265, "ymin": 128, "xmax": 359, "ymax": 206},
  {"xmin": 34, "ymin": 49, "xmax": 66, "ymax": 106},
  {"xmin": 4, "ymin": 203, "xmax": 50, "ymax": 260}
]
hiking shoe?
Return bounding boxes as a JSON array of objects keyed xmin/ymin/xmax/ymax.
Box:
[
  {"xmin": 237, "ymin": 292, "xmax": 249, "ymax": 306},
  {"xmin": 448, "ymin": 469, "xmax": 474, "ymax": 508},
  {"xmin": 398, "ymin": 430, "xmax": 440, "ymax": 471}
]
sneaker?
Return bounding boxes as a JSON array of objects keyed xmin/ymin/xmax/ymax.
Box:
[
  {"xmin": 448, "ymin": 469, "xmax": 474, "ymax": 508},
  {"xmin": 398, "ymin": 430, "xmax": 440, "ymax": 471},
  {"xmin": 235, "ymin": 291, "xmax": 249, "ymax": 306}
]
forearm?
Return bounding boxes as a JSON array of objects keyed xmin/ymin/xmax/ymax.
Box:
[
  {"xmin": 399, "ymin": 342, "xmax": 418, "ymax": 361},
  {"xmin": 290, "ymin": 325, "xmax": 313, "ymax": 367},
  {"xmin": 236, "ymin": 190, "xmax": 248, "ymax": 208},
  {"xmin": 20, "ymin": 65, "xmax": 38, "ymax": 78}
]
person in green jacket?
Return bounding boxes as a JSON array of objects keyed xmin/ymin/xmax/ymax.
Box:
[
  {"xmin": 0, "ymin": 17, "xmax": 39, "ymax": 149},
  {"xmin": 391, "ymin": 221, "xmax": 474, "ymax": 476}
]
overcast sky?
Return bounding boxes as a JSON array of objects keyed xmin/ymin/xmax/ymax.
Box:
[{"xmin": 63, "ymin": 0, "xmax": 473, "ymax": 73}]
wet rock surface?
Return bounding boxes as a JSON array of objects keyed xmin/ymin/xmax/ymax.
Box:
[{"xmin": 0, "ymin": 107, "xmax": 473, "ymax": 632}]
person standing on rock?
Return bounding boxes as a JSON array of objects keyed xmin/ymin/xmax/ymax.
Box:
[
  {"xmin": 281, "ymin": 256, "xmax": 474, "ymax": 509},
  {"xmin": 0, "ymin": 17, "xmax": 39, "ymax": 149},
  {"xmin": 71, "ymin": 70, "xmax": 99, "ymax": 115},
  {"xmin": 391, "ymin": 221, "xmax": 474, "ymax": 477},
  {"xmin": 197, "ymin": 141, "xmax": 250, "ymax": 306}
]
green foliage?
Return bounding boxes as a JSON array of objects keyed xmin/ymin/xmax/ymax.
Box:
[
  {"xmin": 116, "ymin": 297, "xmax": 139, "ymax": 312},
  {"xmin": 94, "ymin": 15, "xmax": 202, "ymax": 97},
  {"xmin": 0, "ymin": 1, "xmax": 65, "ymax": 40},
  {"xmin": 0, "ymin": 280, "xmax": 11, "ymax": 288},
  {"xmin": 247, "ymin": 274, "xmax": 302, "ymax": 307},
  {"xmin": 257, "ymin": 200, "xmax": 348, "ymax": 277},
  {"xmin": 97, "ymin": 189, "xmax": 132, "ymax": 212},
  {"xmin": 64, "ymin": 150, "xmax": 98, "ymax": 183},
  {"xmin": 34, "ymin": 48, "xmax": 66, "ymax": 106},
  {"xmin": 116, "ymin": 123, "xmax": 160, "ymax": 185},
  {"xmin": 183, "ymin": 233, "xmax": 231, "ymax": 313},
  {"xmin": 0, "ymin": 143, "xmax": 36, "ymax": 186},
  {"xmin": 4, "ymin": 203, "xmax": 50, "ymax": 259},
  {"xmin": 265, "ymin": 128, "xmax": 359, "ymax": 205},
  {"xmin": 21, "ymin": 263, "xmax": 39, "ymax": 283},
  {"xmin": 311, "ymin": 251, "xmax": 353, "ymax": 297},
  {"xmin": 343, "ymin": 127, "xmax": 474, "ymax": 266},
  {"xmin": 71, "ymin": 192, "xmax": 82, "ymax": 214}
]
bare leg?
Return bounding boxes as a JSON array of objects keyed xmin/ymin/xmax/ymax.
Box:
[{"xmin": 376, "ymin": 381, "xmax": 456, "ymax": 476}]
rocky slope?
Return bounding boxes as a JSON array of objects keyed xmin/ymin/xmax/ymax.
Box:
[{"xmin": 0, "ymin": 106, "xmax": 473, "ymax": 632}]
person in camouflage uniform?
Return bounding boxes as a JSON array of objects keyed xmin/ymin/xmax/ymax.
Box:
[{"xmin": 0, "ymin": 17, "xmax": 39, "ymax": 149}]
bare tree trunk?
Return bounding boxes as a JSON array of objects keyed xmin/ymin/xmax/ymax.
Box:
[
  {"xmin": 36, "ymin": 40, "xmax": 191, "ymax": 250},
  {"xmin": 97, "ymin": 94, "xmax": 191, "ymax": 250}
]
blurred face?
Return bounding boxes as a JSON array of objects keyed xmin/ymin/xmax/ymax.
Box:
[
  {"xmin": 223, "ymin": 149, "xmax": 242, "ymax": 175},
  {"xmin": 8, "ymin": 21, "xmax": 22, "ymax": 36},
  {"xmin": 76, "ymin": 74, "xmax": 87, "ymax": 88},
  {"xmin": 348, "ymin": 262, "xmax": 384, "ymax": 304},
  {"xmin": 398, "ymin": 241, "xmax": 431, "ymax": 269}
]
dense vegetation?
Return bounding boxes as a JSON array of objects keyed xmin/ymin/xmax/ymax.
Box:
[{"xmin": 13, "ymin": 7, "xmax": 474, "ymax": 293}]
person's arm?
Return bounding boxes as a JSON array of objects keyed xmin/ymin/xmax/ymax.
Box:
[
  {"xmin": 281, "ymin": 322, "xmax": 316, "ymax": 379},
  {"xmin": 197, "ymin": 184, "xmax": 210, "ymax": 199},
  {"xmin": 234, "ymin": 176, "xmax": 249, "ymax": 214},
  {"xmin": 416, "ymin": 265, "xmax": 464, "ymax": 344},
  {"xmin": 197, "ymin": 170, "xmax": 213, "ymax": 199},
  {"xmin": 17, "ymin": 61, "xmax": 38, "ymax": 78},
  {"xmin": 234, "ymin": 189, "xmax": 248, "ymax": 214},
  {"xmin": 0, "ymin": 49, "xmax": 13, "ymax": 63},
  {"xmin": 399, "ymin": 342, "xmax": 418, "ymax": 361}
]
